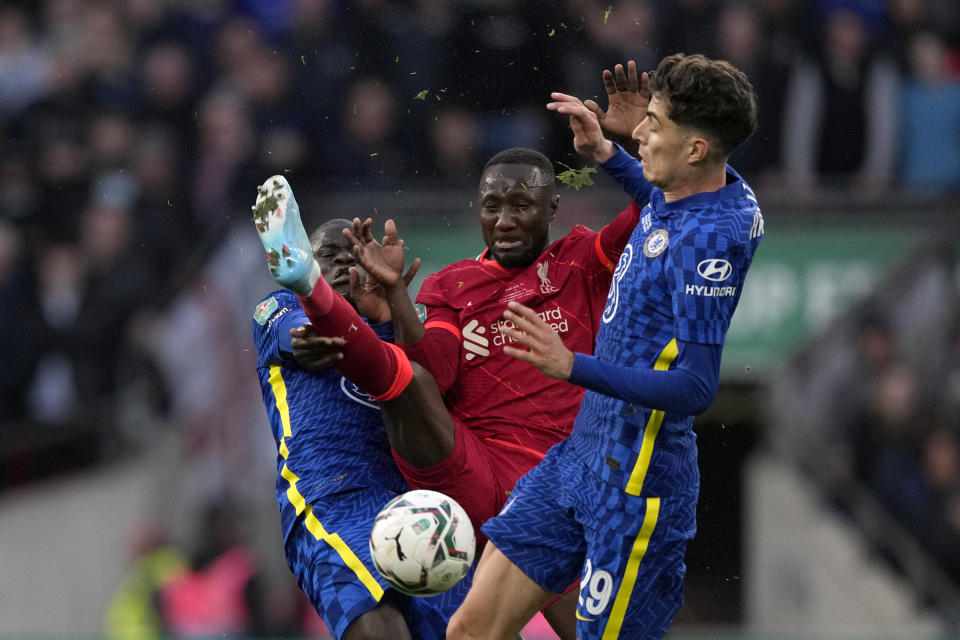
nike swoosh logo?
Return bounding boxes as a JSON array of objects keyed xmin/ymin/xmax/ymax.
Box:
[{"xmin": 575, "ymin": 611, "xmax": 595, "ymax": 622}]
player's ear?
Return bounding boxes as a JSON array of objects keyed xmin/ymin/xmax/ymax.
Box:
[
  {"xmin": 688, "ymin": 136, "xmax": 710, "ymax": 164},
  {"xmin": 549, "ymin": 194, "xmax": 559, "ymax": 220}
]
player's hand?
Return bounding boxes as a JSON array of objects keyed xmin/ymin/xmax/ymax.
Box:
[
  {"xmin": 500, "ymin": 301, "xmax": 575, "ymax": 380},
  {"xmin": 290, "ymin": 324, "xmax": 346, "ymax": 370},
  {"xmin": 546, "ymin": 92, "xmax": 616, "ymax": 164},
  {"xmin": 348, "ymin": 256, "xmax": 420, "ymax": 324},
  {"xmin": 585, "ymin": 61, "xmax": 649, "ymax": 155},
  {"xmin": 346, "ymin": 218, "xmax": 420, "ymax": 290}
]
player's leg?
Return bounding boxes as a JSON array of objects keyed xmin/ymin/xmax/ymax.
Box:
[
  {"xmin": 451, "ymin": 439, "xmax": 587, "ymax": 639},
  {"xmin": 574, "ymin": 489, "xmax": 695, "ymax": 640},
  {"xmin": 541, "ymin": 586, "xmax": 579, "ymax": 640},
  {"xmin": 342, "ymin": 590, "xmax": 411, "ymax": 640},
  {"xmin": 252, "ymin": 175, "xmax": 413, "ymax": 403},
  {"xmin": 286, "ymin": 489, "xmax": 419, "ymax": 640},
  {"xmin": 447, "ymin": 542, "xmax": 554, "ymax": 640},
  {"xmin": 379, "ymin": 363, "xmax": 456, "ymax": 467}
]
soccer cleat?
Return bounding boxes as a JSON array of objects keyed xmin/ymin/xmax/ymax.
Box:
[{"xmin": 252, "ymin": 175, "xmax": 320, "ymax": 295}]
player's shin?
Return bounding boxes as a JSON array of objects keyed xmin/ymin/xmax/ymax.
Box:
[{"xmin": 297, "ymin": 285, "xmax": 412, "ymax": 402}]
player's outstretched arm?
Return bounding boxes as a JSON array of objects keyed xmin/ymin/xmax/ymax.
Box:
[
  {"xmin": 584, "ymin": 60, "xmax": 649, "ymax": 156},
  {"xmin": 546, "ymin": 93, "xmax": 616, "ymax": 164},
  {"xmin": 347, "ymin": 218, "xmax": 425, "ymax": 344},
  {"xmin": 499, "ymin": 301, "xmax": 575, "ymax": 380}
]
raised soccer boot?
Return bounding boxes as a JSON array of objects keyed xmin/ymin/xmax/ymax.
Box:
[{"xmin": 252, "ymin": 175, "xmax": 321, "ymax": 295}]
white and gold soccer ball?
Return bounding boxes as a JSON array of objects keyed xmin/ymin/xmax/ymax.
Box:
[{"xmin": 369, "ymin": 489, "xmax": 476, "ymax": 596}]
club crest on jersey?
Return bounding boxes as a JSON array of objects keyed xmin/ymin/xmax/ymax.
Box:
[
  {"xmin": 340, "ymin": 377, "xmax": 378, "ymax": 409},
  {"xmin": 643, "ymin": 229, "xmax": 669, "ymax": 258},
  {"xmin": 537, "ymin": 261, "xmax": 558, "ymax": 294},
  {"xmin": 254, "ymin": 297, "xmax": 278, "ymax": 325}
]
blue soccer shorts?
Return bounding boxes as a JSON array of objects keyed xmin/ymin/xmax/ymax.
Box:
[
  {"xmin": 482, "ymin": 438, "xmax": 697, "ymax": 640},
  {"xmin": 283, "ymin": 486, "xmax": 471, "ymax": 640}
]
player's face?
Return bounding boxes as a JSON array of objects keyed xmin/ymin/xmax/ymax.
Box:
[
  {"xmin": 312, "ymin": 225, "xmax": 357, "ymax": 298},
  {"xmin": 478, "ymin": 163, "xmax": 558, "ymax": 268},
  {"xmin": 632, "ymin": 94, "xmax": 694, "ymax": 190}
]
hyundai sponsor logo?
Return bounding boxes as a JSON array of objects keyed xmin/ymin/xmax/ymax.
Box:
[{"xmin": 697, "ymin": 259, "xmax": 733, "ymax": 281}]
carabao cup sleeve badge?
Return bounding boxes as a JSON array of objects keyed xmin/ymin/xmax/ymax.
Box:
[{"xmin": 643, "ymin": 229, "xmax": 669, "ymax": 258}]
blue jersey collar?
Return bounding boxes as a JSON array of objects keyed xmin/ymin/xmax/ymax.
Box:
[{"xmin": 650, "ymin": 166, "xmax": 744, "ymax": 218}]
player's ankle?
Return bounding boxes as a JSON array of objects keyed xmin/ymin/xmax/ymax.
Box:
[{"xmin": 291, "ymin": 260, "xmax": 322, "ymax": 296}]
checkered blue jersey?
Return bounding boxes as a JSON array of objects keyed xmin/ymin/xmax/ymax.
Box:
[
  {"xmin": 252, "ymin": 290, "xmax": 407, "ymax": 543},
  {"xmin": 567, "ymin": 165, "xmax": 764, "ymax": 498}
]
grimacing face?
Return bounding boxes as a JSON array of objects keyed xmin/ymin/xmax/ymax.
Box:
[
  {"xmin": 312, "ymin": 222, "xmax": 357, "ymax": 299},
  {"xmin": 478, "ymin": 163, "xmax": 558, "ymax": 268}
]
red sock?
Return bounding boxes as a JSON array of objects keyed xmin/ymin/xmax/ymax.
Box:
[{"xmin": 296, "ymin": 281, "xmax": 412, "ymax": 401}]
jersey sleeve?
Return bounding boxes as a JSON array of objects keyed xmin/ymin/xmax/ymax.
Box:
[
  {"xmin": 668, "ymin": 228, "xmax": 750, "ymax": 345},
  {"xmin": 601, "ymin": 143, "xmax": 653, "ymax": 206},
  {"xmin": 407, "ymin": 277, "xmax": 462, "ymax": 393},
  {"xmin": 568, "ymin": 339, "xmax": 721, "ymax": 414},
  {"xmin": 596, "ymin": 200, "xmax": 642, "ymax": 269},
  {"xmin": 252, "ymin": 291, "xmax": 309, "ymax": 367}
]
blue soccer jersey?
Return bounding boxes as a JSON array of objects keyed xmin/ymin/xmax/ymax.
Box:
[
  {"xmin": 252, "ymin": 289, "xmax": 407, "ymax": 541},
  {"xmin": 567, "ymin": 162, "xmax": 763, "ymax": 498},
  {"xmin": 253, "ymin": 290, "xmax": 469, "ymax": 639},
  {"xmin": 483, "ymin": 151, "xmax": 763, "ymax": 640}
]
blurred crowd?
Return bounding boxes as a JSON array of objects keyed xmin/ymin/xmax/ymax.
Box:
[
  {"xmin": 839, "ymin": 311, "xmax": 960, "ymax": 584},
  {"xmin": 1, "ymin": 0, "xmax": 960, "ymax": 635}
]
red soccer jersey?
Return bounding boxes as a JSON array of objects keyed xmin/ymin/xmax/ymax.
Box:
[{"xmin": 411, "ymin": 203, "xmax": 640, "ymax": 473}]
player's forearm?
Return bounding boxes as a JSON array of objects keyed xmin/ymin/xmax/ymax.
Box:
[
  {"xmin": 384, "ymin": 283, "xmax": 425, "ymax": 344},
  {"xmin": 568, "ymin": 341, "xmax": 721, "ymax": 415},
  {"xmin": 601, "ymin": 144, "xmax": 653, "ymax": 205}
]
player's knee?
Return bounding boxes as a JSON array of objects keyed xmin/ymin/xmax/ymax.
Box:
[{"xmin": 447, "ymin": 607, "xmax": 483, "ymax": 640}]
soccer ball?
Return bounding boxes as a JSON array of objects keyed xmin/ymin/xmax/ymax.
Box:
[{"xmin": 369, "ymin": 489, "xmax": 476, "ymax": 596}]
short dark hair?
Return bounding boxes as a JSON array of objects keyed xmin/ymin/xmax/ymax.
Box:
[
  {"xmin": 650, "ymin": 53, "xmax": 758, "ymax": 158},
  {"xmin": 309, "ymin": 218, "xmax": 352, "ymax": 250},
  {"xmin": 482, "ymin": 147, "xmax": 555, "ymax": 183}
]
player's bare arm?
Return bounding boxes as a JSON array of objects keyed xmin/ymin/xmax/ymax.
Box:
[
  {"xmin": 546, "ymin": 92, "xmax": 616, "ymax": 164},
  {"xmin": 347, "ymin": 217, "xmax": 426, "ymax": 344},
  {"xmin": 500, "ymin": 301, "xmax": 575, "ymax": 381}
]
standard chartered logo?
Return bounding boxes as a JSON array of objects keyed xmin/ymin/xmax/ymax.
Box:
[
  {"xmin": 603, "ymin": 244, "xmax": 632, "ymax": 324},
  {"xmin": 463, "ymin": 308, "xmax": 571, "ymax": 361},
  {"xmin": 462, "ymin": 319, "xmax": 490, "ymax": 361}
]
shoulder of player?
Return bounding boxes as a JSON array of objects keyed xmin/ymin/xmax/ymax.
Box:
[
  {"xmin": 252, "ymin": 289, "xmax": 301, "ymax": 335},
  {"xmin": 679, "ymin": 195, "xmax": 761, "ymax": 242}
]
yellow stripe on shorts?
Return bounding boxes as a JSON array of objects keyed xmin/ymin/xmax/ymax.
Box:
[
  {"xmin": 601, "ymin": 497, "xmax": 661, "ymax": 640},
  {"xmin": 268, "ymin": 365, "xmax": 383, "ymax": 601}
]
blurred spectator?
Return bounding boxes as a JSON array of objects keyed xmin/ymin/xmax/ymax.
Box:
[
  {"xmin": 441, "ymin": 0, "xmax": 564, "ymax": 157},
  {"xmin": 899, "ymin": 31, "xmax": 960, "ymax": 192},
  {"xmin": 780, "ymin": 5, "xmax": 900, "ymax": 195},
  {"xmin": 323, "ymin": 75, "xmax": 409, "ymax": 188},
  {"xmin": 137, "ymin": 40, "xmax": 199, "ymax": 139},
  {"xmin": 0, "ymin": 5, "xmax": 52, "ymax": 116},
  {"xmin": 561, "ymin": 0, "xmax": 659, "ymax": 102},
  {"xmin": 712, "ymin": 1, "xmax": 785, "ymax": 181},
  {"xmin": 27, "ymin": 241, "xmax": 84, "ymax": 424},
  {"xmin": 104, "ymin": 521, "xmax": 188, "ymax": 640},
  {"xmin": 0, "ymin": 222, "xmax": 43, "ymax": 423},
  {"xmin": 190, "ymin": 87, "xmax": 256, "ymax": 244},
  {"xmin": 426, "ymin": 105, "xmax": 484, "ymax": 186},
  {"xmin": 159, "ymin": 503, "xmax": 266, "ymax": 638},
  {"xmin": 916, "ymin": 427, "xmax": 960, "ymax": 579}
]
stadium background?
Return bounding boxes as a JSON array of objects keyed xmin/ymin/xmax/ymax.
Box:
[{"xmin": 1, "ymin": 0, "xmax": 959, "ymax": 638}]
